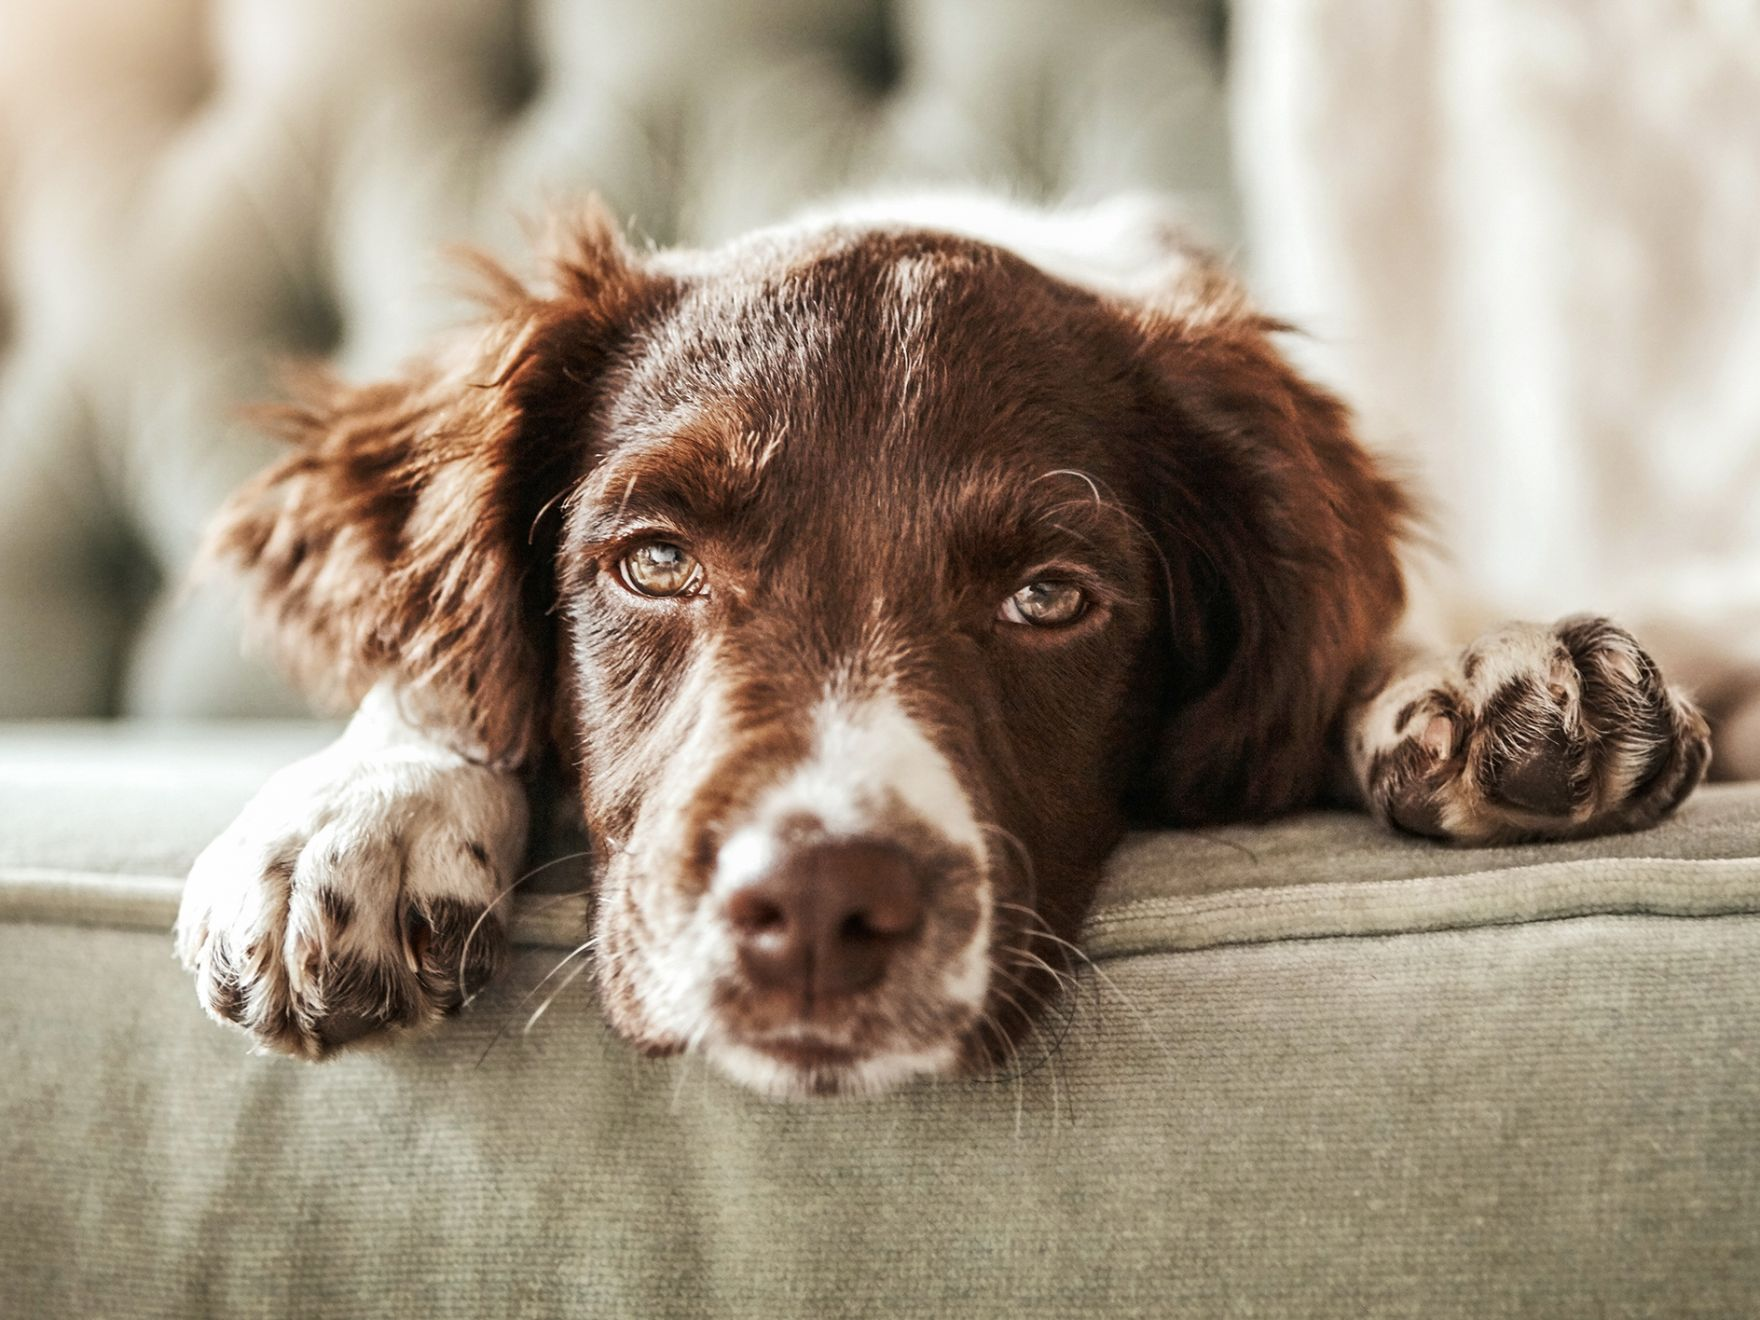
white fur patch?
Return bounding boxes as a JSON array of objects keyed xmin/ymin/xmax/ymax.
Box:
[
  {"xmin": 742, "ymin": 685, "xmax": 986, "ymax": 859},
  {"xmin": 176, "ymin": 683, "xmax": 528, "ymax": 1054},
  {"xmin": 708, "ymin": 1038, "xmax": 959, "ymax": 1101}
]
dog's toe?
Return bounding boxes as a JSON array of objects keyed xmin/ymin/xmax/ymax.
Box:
[{"xmin": 1366, "ymin": 617, "xmax": 1711, "ymax": 844}]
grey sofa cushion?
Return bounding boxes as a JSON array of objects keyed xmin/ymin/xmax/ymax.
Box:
[{"xmin": 4, "ymin": 724, "xmax": 1758, "ymax": 1318}]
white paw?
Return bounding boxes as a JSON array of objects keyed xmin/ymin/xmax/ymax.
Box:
[
  {"xmin": 1360, "ymin": 616, "xmax": 1711, "ymax": 844},
  {"xmin": 176, "ymin": 713, "xmax": 527, "ymax": 1058}
]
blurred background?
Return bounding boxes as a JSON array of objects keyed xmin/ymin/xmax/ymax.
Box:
[{"xmin": 0, "ymin": 0, "xmax": 1755, "ymax": 729}]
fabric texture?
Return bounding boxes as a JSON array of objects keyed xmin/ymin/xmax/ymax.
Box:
[{"xmin": 4, "ymin": 725, "xmax": 1760, "ymax": 1318}]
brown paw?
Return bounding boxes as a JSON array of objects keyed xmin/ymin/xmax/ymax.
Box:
[{"xmin": 1366, "ymin": 617, "xmax": 1710, "ymax": 844}]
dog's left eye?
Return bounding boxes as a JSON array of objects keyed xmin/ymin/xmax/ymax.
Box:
[
  {"xmin": 619, "ymin": 542, "xmax": 705, "ymax": 598},
  {"xmin": 999, "ymin": 580, "xmax": 1088, "ymax": 627}
]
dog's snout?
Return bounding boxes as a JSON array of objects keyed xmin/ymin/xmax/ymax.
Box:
[{"xmin": 724, "ymin": 839, "xmax": 925, "ymax": 998}]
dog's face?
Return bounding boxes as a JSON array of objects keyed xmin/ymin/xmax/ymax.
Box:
[
  {"xmin": 215, "ymin": 204, "xmax": 1407, "ymax": 1098},
  {"xmin": 563, "ymin": 232, "xmax": 1171, "ymax": 1094}
]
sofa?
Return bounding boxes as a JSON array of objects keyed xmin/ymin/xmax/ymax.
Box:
[{"xmin": 3, "ymin": 2, "xmax": 1757, "ymax": 1316}]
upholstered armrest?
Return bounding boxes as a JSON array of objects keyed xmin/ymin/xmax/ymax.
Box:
[{"xmin": 3, "ymin": 723, "xmax": 1758, "ymax": 1317}]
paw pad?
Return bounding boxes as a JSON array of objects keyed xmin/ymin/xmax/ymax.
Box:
[{"xmin": 1368, "ymin": 616, "xmax": 1710, "ymax": 843}]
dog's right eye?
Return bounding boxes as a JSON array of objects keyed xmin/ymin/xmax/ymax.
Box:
[
  {"xmin": 999, "ymin": 580, "xmax": 1088, "ymax": 628},
  {"xmin": 618, "ymin": 542, "xmax": 706, "ymax": 598}
]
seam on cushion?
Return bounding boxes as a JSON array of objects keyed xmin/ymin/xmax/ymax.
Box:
[
  {"xmin": 9, "ymin": 857, "xmax": 1760, "ymax": 956},
  {"xmin": 0, "ymin": 869, "xmax": 185, "ymax": 931},
  {"xmin": 0, "ymin": 865, "xmax": 592, "ymax": 947},
  {"xmin": 1093, "ymin": 852, "xmax": 1760, "ymax": 925},
  {"xmin": 1082, "ymin": 856, "xmax": 1760, "ymax": 958},
  {"xmin": 1084, "ymin": 908, "xmax": 1760, "ymax": 968}
]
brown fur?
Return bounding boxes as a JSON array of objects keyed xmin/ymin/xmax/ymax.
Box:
[
  {"xmin": 1131, "ymin": 310, "xmax": 1411, "ymax": 822},
  {"xmin": 205, "ymin": 200, "xmax": 1411, "ymax": 1071},
  {"xmin": 204, "ymin": 208, "xmax": 665, "ymax": 767}
]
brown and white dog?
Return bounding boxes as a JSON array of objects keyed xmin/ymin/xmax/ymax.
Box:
[{"xmin": 175, "ymin": 194, "xmax": 1712, "ymax": 1098}]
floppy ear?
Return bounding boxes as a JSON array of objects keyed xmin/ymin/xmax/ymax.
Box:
[
  {"xmin": 204, "ymin": 202, "xmax": 653, "ymax": 768},
  {"xmin": 1126, "ymin": 293, "xmax": 1411, "ymax": 824}
]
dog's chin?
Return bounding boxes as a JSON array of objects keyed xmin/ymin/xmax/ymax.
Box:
[{"xmin": 704, "ymin": 1034, "xmax": 964, "ymax": 1101}]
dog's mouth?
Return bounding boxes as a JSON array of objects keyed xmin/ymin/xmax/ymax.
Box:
[
  {"xmin": 610, "ymin": 888, "xmax": 1069, "ymax": 1099},
  {"xmin": 692, "ymin": 932, "xmax": 998, "ymax": 1099},
  {"xmin": 740, "ymin": 1031, "xmax": 862, "ymax": 1072},
  {"xmin": 760, "ymin": 1041, "xmax": 862, "ymax": 1077},
  {"xmin": 750, "ymin": 1027, "xmax": 860, "ymax": 1063},
  {"xmin": 706, "ymin": 1027, "xmax": 966, "ymax": 1100},
  {"xmin": 594, "ymin": 858, "xmax": 1000, "ymax": 1099},
  {"xmin": 700, "ymin": 978, "xmax": 990, "ymax": 1099}
]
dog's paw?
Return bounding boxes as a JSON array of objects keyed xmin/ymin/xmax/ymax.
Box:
[
  {"xmin": 1362, "ymin": 616, "xmax": 1711, "ymax": 844},
  {"xmin": 176, "ymin": 734, "xmax": 527, "ymax": 1058}
]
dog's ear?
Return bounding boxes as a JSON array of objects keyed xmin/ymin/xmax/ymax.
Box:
[
  {"xmin": 1124, "ymin": 288, "xmax": 1411, "ymax": 823},
  {"xmin": 205, "ymin": 201, "xmax": 654, "ymax": 767}
]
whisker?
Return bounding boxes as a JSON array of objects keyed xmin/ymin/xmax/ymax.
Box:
[
  {"xmin": 973, "ymin": 1010, "xmax": 1027, "ymax": 1137},
  {"xmin": 1036, "ymin": 467, "xmax": 1104, "ymax": 504},
  {"xmin": 473, "ymin": 935, "xmax": 595, "ymax": 1067},
  {"xmin": 1033, "ymin": 467, "xmax": 1181, "ymax": 626},
  {"xmin": 979, "ymin": 822, "xmax": 1039, "ymax": 913},
  {"xmin": 509, "ymin": 848, "xmax": 598, "ymax": 890},
  {"xmin": 1006, "ymin": 944, "xmax": 1080, "ymax": 997},
  {"xmin": 522, "ymin": 954, "xmax": 594, "ymax": 1033},
  {"xmin": 670, "ymin": 1022, "xmax": 714, "ymax": 1114},
  {"xmin": 980, "ymin": 962, "xmax": 1080, "ymax": 1113},
  {"xmin": 994, "ymin": 899, "xmax": 1179, "ymax": 1070},
  {"xmin": 457, "ymin": 848, "xmax": 594, "ymax": 1000},
  {"xmin": 989, "ymin": 958, "xmax": 1061, "ymax": 1021},
  {"xmin": 527, "ymin": 484, "xmax": 571, "ymax": 547},
  {"xmin": 1187, "ymin": 828, "xmax": 1261, "ymax": 862}
]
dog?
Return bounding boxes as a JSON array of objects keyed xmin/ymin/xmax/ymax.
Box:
[{"xmin": 175, "ymin": 193, "xmax": 1712, "ymax": 1099}]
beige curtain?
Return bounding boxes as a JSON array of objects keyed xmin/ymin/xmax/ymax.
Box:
[{"xmin": 1232, "ymin": 0, "xmax": 1760, "ymax": 675}]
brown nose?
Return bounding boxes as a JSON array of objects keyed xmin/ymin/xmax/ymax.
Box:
[{"xmin": 724, "ymin": 839, "xmax": 926, "ymax": 999}]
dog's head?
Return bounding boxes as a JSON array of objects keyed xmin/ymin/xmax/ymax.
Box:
[{"xmin": 212, "ymin": 201, "xmax": 1405, "ymax": 1097}]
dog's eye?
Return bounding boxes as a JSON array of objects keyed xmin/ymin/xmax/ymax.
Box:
[
  {"xmin": 999, "ymin": 580, "xmax": 1087, "ymax": 627},
  {"xmin": 619, "ymin": 542, "xmax": 705, "ymax": 598}
]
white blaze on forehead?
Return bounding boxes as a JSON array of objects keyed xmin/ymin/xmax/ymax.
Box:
[
  {"xmin": 750, "ymin": 686, "xmax": 986, "ymax": 861},
  {"xmin": 783, "ymin": 190, "xmax": 1198, "ymax": 299},
  {"xmin": 888, "ymin": 253, "xmax": 940, "ymax": 300}
]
